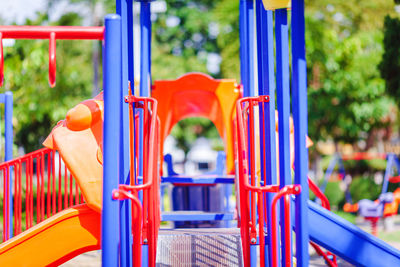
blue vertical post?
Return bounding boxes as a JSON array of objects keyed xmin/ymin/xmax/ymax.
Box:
[
  {"xmin": 138, "ymin": 1, "xmax": 152, "ymax": 265},
  {"xmin": 382, "ymin": 154, "xmax": 395, "ymax": 195},
  {"xmin": 139, "ymin": 0, "xmax": 152, "ymax": 98},
  {"xmin": 291, "ymin": 0, "xmax": 310, "ymax": 265},
  {"xmin": 5, "ymin": 92, "xmax": 13, "ymax": 238},
  {"xmin": 255, "ymin": 2, "xmax": 277, "ymax": 265},
  {"xmin": 102, "ymin": 14, "xmax": 122, "ymax": 266},
  {"xmin": 276, "ymin": 8, "xmax": 292, "ymax": 267},
  {"xmin": 116, "ymin": 0, "xmax": 134, "ymax": 265},
  {"xmin": 239, "ymin": 0, "xmax": 255, "ymax": 97}
]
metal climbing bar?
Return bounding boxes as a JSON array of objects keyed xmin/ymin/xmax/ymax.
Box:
[
  {"xmin": 235, "ymin": 95, "xmax": 302, "ymax": 267},
  {"xmin": 0, "ymin": 147, "xmax": 83, "ymax": 242},
  {"xmin": 0, "ymin": 25, "xmax": 104, "ymax": 87},
  {"xmin": 113, "ymin": 95, "xmax": 160, "ymax": 267}
]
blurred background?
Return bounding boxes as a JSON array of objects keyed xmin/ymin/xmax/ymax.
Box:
[{"xmin": 1, "ymin": 0, "xmax": 400, "ymax": 214}]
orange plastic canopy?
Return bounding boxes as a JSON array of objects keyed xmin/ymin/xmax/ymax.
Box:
[{"xmin": 152, "ymin": 73, "xmax": 241, "ymax": 174}]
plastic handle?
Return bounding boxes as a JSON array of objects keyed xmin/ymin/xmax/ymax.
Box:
[{"xmin": 49, "ymin": 32, "xmax": 56, "ymax": 87}]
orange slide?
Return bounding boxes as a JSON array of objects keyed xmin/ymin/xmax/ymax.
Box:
[
  {"xmin": 0, "ymin": 205, "xmax": 100, "ymax": 266},
  {"xmin": 0, "ymin": 93, "xmax": 104, "ymax": 265}
]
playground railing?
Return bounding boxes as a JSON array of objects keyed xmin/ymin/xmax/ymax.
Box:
[
  {"xmin": 0, "ymin": 26, "xmax": 104, "ymax": 87},
  {"xmin": 113, "ymin": 94, "xmax": 160, "ymax": 267},
  {"xmin": 0, "ymin": 147, "xmax": 83, "ymax": 242},
  {"xmin": 235, "ymin": 95, "xmax": 301, "ymax": 266}
]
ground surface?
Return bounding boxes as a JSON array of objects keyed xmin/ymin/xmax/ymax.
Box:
[{"xmin": 61, "ymin": 216, "xmax": 400, "ymax": 266}]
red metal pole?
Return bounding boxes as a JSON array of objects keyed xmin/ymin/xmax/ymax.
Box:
[{"xmin": 0, "ymin": 26, "xmax": 104, "ymax": 40}]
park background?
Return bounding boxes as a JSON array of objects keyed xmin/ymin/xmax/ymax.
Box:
[{"xmin": 1, "ymin": 0, "xmax": 400, "ymax": 234}]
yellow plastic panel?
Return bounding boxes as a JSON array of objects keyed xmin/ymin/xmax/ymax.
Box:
[{"xmin": 262, "ymin": 0, "xmax": 290, "ymax": 10}]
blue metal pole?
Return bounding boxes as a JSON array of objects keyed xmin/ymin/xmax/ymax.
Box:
[
  {"xmin": 102, "ymin": 14, "xmax": 122, "ymax": 266},
  {"xmin": 5, "ymin": 91, "xmax": 13, "ymax": 238},
  {"xmin": 321, "ymin": 155, "xmax": 338, "ymax": 193},
  {"xmin": 291, "ymin": 0, "xmax": 310, "ymax": 265},
  {"xmin": 382, "ymin": 154, "xmax": 395, "ymax": 195},
  {"xmin": 255, "ymin": 1, "xmax": 277, "ymax": 265},
  {"xmin": 239, "ymin": 0, "xmax": 254, "ymax": 97},
  {"xmin": 116, "ymin": 0, "xmax": 134, "ymax": 265},
  {"xmin": 140, "ymin": 1, "xmax": 151, "ymax": 98},
  {"xmin": 276, "ymin": 8, "xmax": 292, "ymax": 267},
  {"xmin": 239, "ymin": 0, "xmax": 247, "ymax": 97},
  {"xmin": 142, "ymin": 244, "xmax": 149, "ymax": 267}
]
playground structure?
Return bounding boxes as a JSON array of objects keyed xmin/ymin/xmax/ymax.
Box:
[
  {"xmin": 322, "ymin": 152, "xmax": 400, "ymax": 235},
  {"xmin": 0, "ymin": 1, "xmax": 400, "ymax": 267}
]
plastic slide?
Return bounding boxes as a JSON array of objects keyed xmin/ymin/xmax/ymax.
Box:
[
  {"xmin": 308, "ymin": 200, "xmax": 400, "ymax": 266},
  {"xmin": 0, "ymin": 204, "xmax": 100, "ymax": 266}
]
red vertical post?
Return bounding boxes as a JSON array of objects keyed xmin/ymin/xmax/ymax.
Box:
[
  {"xmin": 47, "ymin": 151, "xmax": 51, "ymax": 218},
  {"xmin": 52, "ymin": 150, "xmax": 56, "ymax": 215},
  {"xmin": 69, "ymin": 173, "xmax": 73, "ymax": 207},
  {"xmin": 64, "ymin": 164, "xmax": 68, "ymax": 208},
  {"xmin": 58, "ymin": 155, "xmax": 62, "ymax": 211}
]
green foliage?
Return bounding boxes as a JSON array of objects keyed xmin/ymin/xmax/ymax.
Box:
[
  {"xmin": 324, "ymin": 181, "xmax": 345, "ymax": 207},
  {"xmin": 349, "ymin": 176, "xmax": 381, "ymax": 202},
  {"xmin": 170, "ymin": 117, "xmax": 222, "ymax": 155},
  {"xmin": 343, "ymin": 159, "xmax": 387, "ymax": 174},
  {"xmin": 379, "ymin": 16, "xmax": 400, "ymax": 105},
  {"xmin": 152, "ymin": 0, "xmax": 220, "ymax": 80},
  {"xmin": 333, "ymin": 210, "xmax": 356, "ymax": 224},
  {"xmin": 307, "ymin": 16, "xmax": 393, "ymax": 144},
  {"xmin": 214, "ymin": 0, "xmax": 240, "ymax": 80},
  {"xmin": 2, "ymin": 13, "xmax": 95, "ymax": 152}
]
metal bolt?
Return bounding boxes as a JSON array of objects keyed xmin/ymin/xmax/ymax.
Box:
[
  {"xmin": 294, "ymin": 186, "xmax": 300, "ymax": 192},
  {"xmin": 143, "ymin": 239, "xmax": 148, "ymax": 244},
  {"xmin": 250, "ymin": 238, "xmax": 257, "ymax": 244}
]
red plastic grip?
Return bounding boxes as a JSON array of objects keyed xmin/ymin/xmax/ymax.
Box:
[{"xmin": 49, "ymin": 32, "xmax": 56, "ymax": 88}]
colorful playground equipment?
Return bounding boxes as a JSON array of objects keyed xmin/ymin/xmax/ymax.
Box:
[
  {"xmin": 1, "ymin": 0, "xmax": 400, "ymax": 266},
  {"xmin": 324, "ymin": 153, "xmax": 400, "ymax": 235}
]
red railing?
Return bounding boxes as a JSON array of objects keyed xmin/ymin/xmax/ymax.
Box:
[
  {"xmin": 0, "ymin": 26, "xmax": 104, "ymax": 87},
  {"xmin": 113, "ymin": 93, "xmax": 160, "ymax": 267},
  {"xmin": 235, "ymin": 95, "xmax": 301, "ymax": 266},
  {"xmin": 1, "ymin": 148, "xmax": 84, "ymax": 242},
  {"xmin": 309, "ymin": 178, "xmax": 337, "ymax": 267}
]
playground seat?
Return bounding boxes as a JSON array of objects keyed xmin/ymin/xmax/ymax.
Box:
[{"xmin": 358, "ymin": 193, "xmax": 394, "ymax": 218}]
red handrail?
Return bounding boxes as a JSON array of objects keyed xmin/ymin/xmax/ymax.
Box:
[
  {"xmin": 113, "ymin": 94, "xmax": 160, "ymax": 267},
  {"xmin": 309, "ymin": 178, "xmax": 337, "ymax": 266},
  {"xmin": 271, "ymin": 185, "xmax": 301, "ymax": 267},
  {"xmin": 0, "ymin": 25, "xmax": 104, "ymax": 87},
  {"xmin": 0, "ymin": 147, "xmax": 84, "ymax": 242},
  {"xmin": 112, "ymin": 189, "xmax": 143, "ymax": 267},
  {"xmin": 235, "ymin": 95, "xmax": 302, "ymax": 266}
]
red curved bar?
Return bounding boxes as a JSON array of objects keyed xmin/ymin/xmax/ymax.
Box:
[
  {"xmin": 49, "ymin": 32, "xmax": 56, "ymax": 88},
  {"xmin": 271, "ymin": 185, "xmax": 301, "ymax": 267},
  {"xmin": 308, "ymin": 177, "xmax": 331, "ymax": 210},
  {"xmin": 112, "ymin": 189, "xmax": 143, "ymax": 267},
  {"xmin": 113, "ymin": 95, "xmax": 160, "ymax": 267},
  {"xmin": 0, "ymin": 26, "xmax": 104, "ymax": 40},
  {"xmin": 308, "ymin": 177, "xmax": 337, "ymax": 266},
  {"xmin": 0, "ymin": 25, "xmax": 104, "ymax": 87}
]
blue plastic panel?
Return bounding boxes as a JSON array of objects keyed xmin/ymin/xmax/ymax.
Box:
[{"xmin": 308, "ymin": 200, "xmax": 400, "ymax": 266}]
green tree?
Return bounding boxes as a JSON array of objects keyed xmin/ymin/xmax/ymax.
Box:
[
  {"xmin": 152, "ymin": 0, "xmax": 220, "ymax": 79},
  {"xmin": 2, "ymin": 12, "xmax": 97, "ymax": 152},
  {"xmin": 379, "ymin": 16, "xmax": 400, "ymax": 106},
  {"xmin": 214, "ymin": 0, "xmax": 397, "ymax": 146}
]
